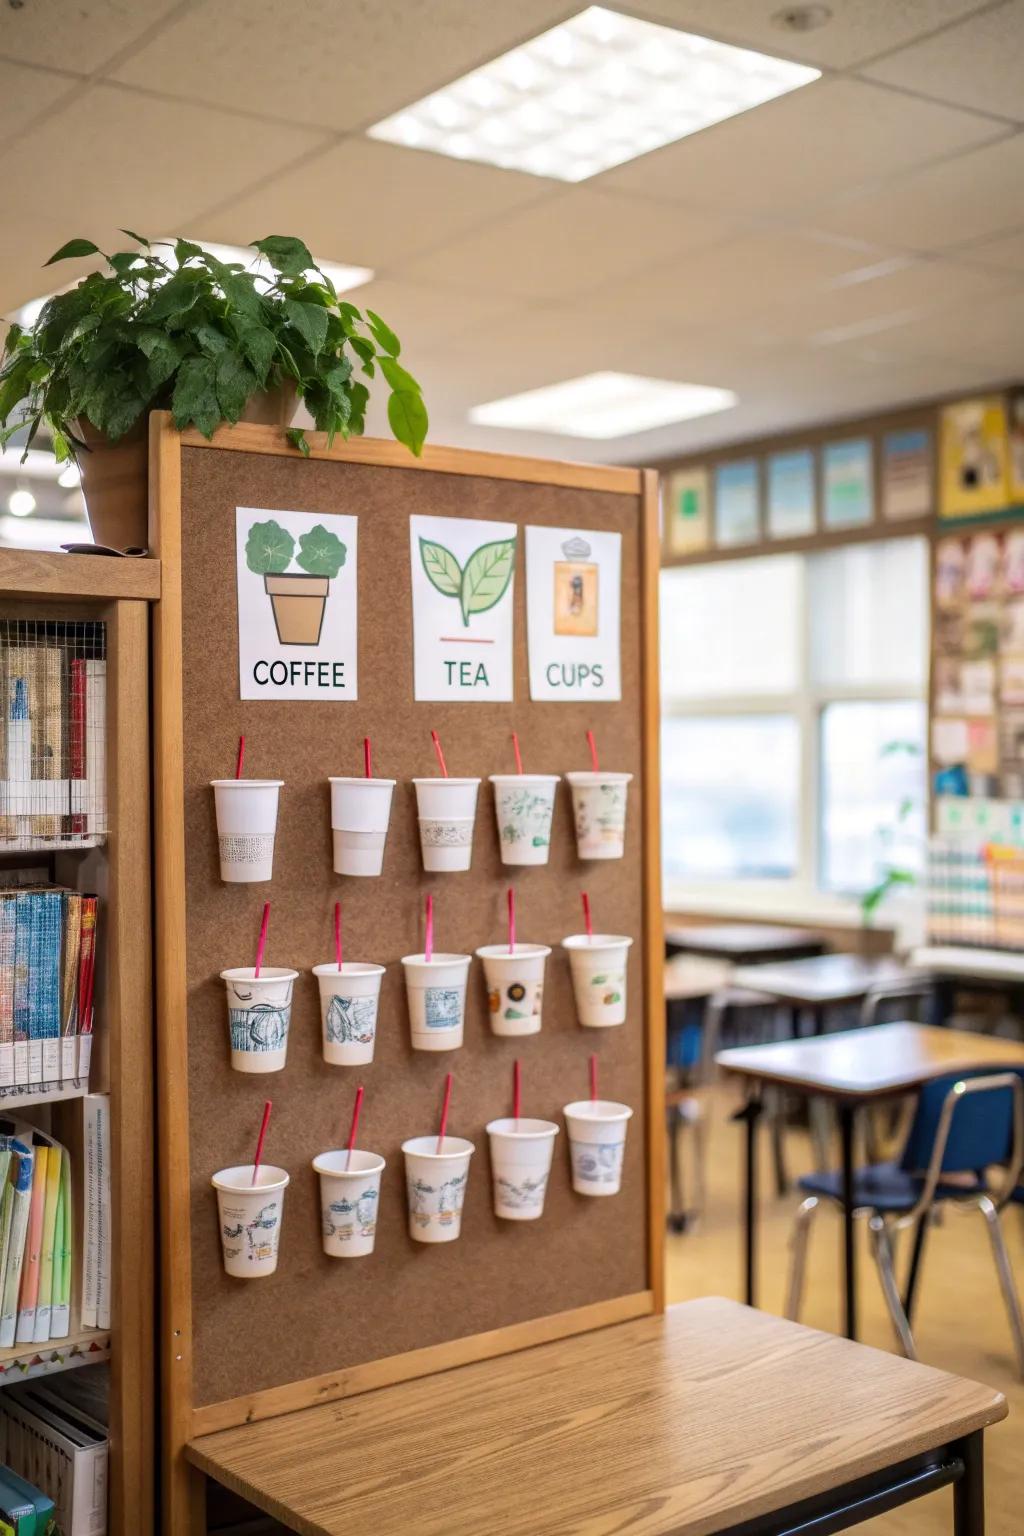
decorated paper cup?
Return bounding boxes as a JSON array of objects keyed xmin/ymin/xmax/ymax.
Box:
[
  {"xmin": 211, "ymin": 780, "xmax": 283, "ymax": 882},
  {"xmin": 212, "ymin": 1164, "xmax": 289, "ymax": 1277},
  {"xmin": 562, "ymin": 935, "xmax": 632, "ymax": 1027},
  {"xmin": 563, "ymin": 1101, "xmax": 633, "ymax": 1196},
  {"xmin": 489, "ymin": 775, "xmax": 559, "ymax": 866},
  {"xmin": 312, "ymin": 1149, "xmax": 385, "ymax": 1258},
  {"xmin": 486, "ymin": 1118, "xmax": 558, "ymax": 1220},
  {"xmin": 312, "ymin": 962, "xmax": 385, "ymax": 1066},
  {"xmin": 329, "ymin": 777, "xmax": 396, "ymax": 876},
  {"xmin": 565, "ymin": 772, "xmax": 632, "ymax": 860},
  {"xmin": 475, "ymin": 944, "xmax": 550, "ymax": 1037},
  {"xmin": 412, "ymin": 779, "xmax": 480, "ymax": 872},
  {"xmin": 402, "ymin": 1135, "xmax": 474, "ymax": 1243},
  {"xmin": 220, "ymin": 967, "xmax": 298, "ymax": 1072},
  {"xmin": 400, "ymin": 953, "xmax": 470, "ymax": 1051}
]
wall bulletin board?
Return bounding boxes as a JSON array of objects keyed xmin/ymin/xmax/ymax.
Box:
[{"xmin": 150, "ymin": 416, "xmax": 663, "ymax": 1531}]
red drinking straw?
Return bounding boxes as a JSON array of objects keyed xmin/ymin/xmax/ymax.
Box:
[
  {"xmin": 586, "ymin": 729, "xmax": 599, "ymax": 773},
  {"xmin": 589, "ymin": 1054, "xmax": 598, "ymax": 1106},
  {"xmin": 235, "ymin": 734, "xmax": 246, "ymax": 779},
  {"xmin": 254, "ymin": 901, "xmax": 271, "ymax": 978},
  {"xmin": 251, "ymin": 1099, "xmax": 272, "ymax": 1186},
  {"xmin": 436, "ymin": 1071, "xmax": 453, "ymax": 1155},
  {"xmin": 512, "ymin": 732, "xmax": 524, "ymax": 775},
  {"xmin": 345, "ymin": 1084, "xmax": 364, "ymax": 1172},
  {"xmin": 425, "ymin": 893, "xmax": 434, "ymax": 964},
  {"xmin": 513, "ymin": 1058, "xmax": 522, "ymax": 1124},
  {"xmin": 364, "ymin": 736, "xmax": 372, "ymax": 778},
  {"xmin": 430, "ymin": 729, "xmax": 449, "ymax": 778},
  {"xmin": 507, "ymin": 886, "xmax": 516, "ymax": 955},
  {"xmin": 582, "ymin": 891, "xmax": 593, "ymax": 943},
  {"xmin": 334, "ymin": 900, "xmax": 343, "ymax": 972}
]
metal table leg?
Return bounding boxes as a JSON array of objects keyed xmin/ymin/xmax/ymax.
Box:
[
  {"xmin": 839, "ymin": 1099, "xmax": 857, "ymax": 1340},
  {"xmin": 734, "ymin": 1092, "xmax": 763, "ymax": 1307},
  {"xmin": 954, "ymin": 1429, "xmax": 985, "ymax": 1535}
]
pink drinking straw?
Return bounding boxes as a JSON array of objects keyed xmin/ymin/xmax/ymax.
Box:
[
  {"xmin": 431, "ymin": 729, "xmax": 449, "ymax": 777},
  {"xmin": 436, "ymin": 1071, "xmax": 453, "ymax": 1155},
  {"xmin": 586, "ymin": 729, "xmax": 600, "ymax": 773},
  {"xmin": 512, "ymin": 732, "xmax": 524, "ymax": 775},
  {"xmin": 254, "ymin": 901, "xmax": 271, "ymax": 978},
  {"xmin": 589, "ymin": 1054, "xmax": 598, "ymax": 1106},
  {"xmin": 251, "ymin": 1099, "xmax": 272, "ymax": 1186},
  {"xmin": 513, "ymin": 1058, "xmax": 522, "ymax": 1125},
  {"xmin": 425, "ymin": 893, "xmax": 434, "ymax": 964},
  {"xmin": 507, "ymin": 886, "xmax": 516, "ymax": 955},
  {"xmin": 345, "ymin": 1084, "xmax": 364, "ymax": 1172},
  {"xmin": 334, "ymin": 901, "xmax": 343, "ymax": 972},
  {"xmin": 582, "ymin": 891, "xmax": 593, "ymax": 944},
  {"xmin": 235, "ymin": 734, "xmax": 246, "ymax": 779},
  {"xmin": 364, "ymin": 736, "xmax": 372, "ymax": 778}
]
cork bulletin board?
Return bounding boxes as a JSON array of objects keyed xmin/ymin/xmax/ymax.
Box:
[{"xmin": 152, "ymin": 417, "xmax": 663, "ymax": 1477}]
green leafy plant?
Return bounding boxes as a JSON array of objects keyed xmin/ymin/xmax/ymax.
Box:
[
  {"xmin": 0, "ymin": 232, "xmax": 428, "ymax": 465},
  {"xmin": 245, "ymin": 518, "xmax": 346, "ymax": 579},
  {"xmin": 859, "ymin": 739, "xmax": 923, "ymax": 927},
  {"xmin": 419, "ymin": 536, "xmax": 516, "ymax": 626}
]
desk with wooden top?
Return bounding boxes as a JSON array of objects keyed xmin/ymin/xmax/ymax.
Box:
[
  {"xmin": 665, "ymin": 923, "xmax": 827, "ymax": 964},
  {"xmin": 910, "ymin": 946, "xmax": 1024, "ymax": 1024},
  {"xmin": 730, "ymin": 954, "xmax": 913, "ymax": 1036},
  {"xmin": 188, "ymin": 1298, "xmax": 1005, "ymax": 1536},
  {"xmin": 717, "ymin": 1023, "xmax": 1024, "ymax": 1343}
]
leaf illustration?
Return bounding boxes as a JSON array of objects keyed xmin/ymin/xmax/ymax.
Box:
[
  {"xmin": 459, "ymin": 538, "xmax": 516, "ymax": 626},
  {"xmin": 419, "ymin": 538, "xmax": 462, "ymax": 598},
  {"xmin": 296, "ymin": 523, "xmax": 346, "ymax": 577},
  {"xmin": 245, "ymin": 518, "xmax": 295, "ymax": 575}
]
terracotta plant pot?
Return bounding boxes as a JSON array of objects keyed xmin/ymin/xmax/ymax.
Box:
[{"xmin": 265, "ymin": 573, "xmax": 330, "ymax": 645}]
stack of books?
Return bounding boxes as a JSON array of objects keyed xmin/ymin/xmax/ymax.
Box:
[
  {"xmin": 0, "ymin": 887, "xmax": 97, "ymax": 1100},
  {"xmin": 0, "ymin": 1124, "xmax": 72, "ymax": 1351},
  {"xmin": 0, "ymin": 1377, "xmax": 107, "ymax": 1536},
  {"xmin": 0, "ymin": 1465, "xmax": 56, "ymax": 1533}
]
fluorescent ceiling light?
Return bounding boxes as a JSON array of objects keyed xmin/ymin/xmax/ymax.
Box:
[
  {"xmin": 368, "ymin": 6, "xmax": 819, "ymax": 182},
  {"xmin": 7, "ymin": 489, "xmax": 36, "ymax": 517},
  {"xmin": 469, "ymin": 372, "xmax": 737, "ymax": 439}
]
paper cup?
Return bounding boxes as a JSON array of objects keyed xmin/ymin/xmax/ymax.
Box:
[
  {"xmin": 475, "ymin": 944, "xmax": 551, "ymax": 1037},
  {"xmin": 566, "ymin": 771, "xmax": 632, "ymax": 860},
  {"xmin": 329, "ymin": 777, "xmax": 396, "ymax": 876},
  {"xmin": 562, "ymin": 935, "xmax": 632, "ymax": 1027},
  {"xmin": 212, "ymin": 1164, "xmax": 289, "ymax": 1276},
  {"xmin": 312, "ymin": 1149, "xmax": 385, "ymax": 1258},
  {"xmin": 486, "ymin": 1118, "xmax": 558, "ymax": 1220},
  {"xmin": 312, "ymin": 962, "xmax": 385, "ymax": 1065},
  {"xmin": 211, "ymin": 780, "xmax": 283, "ymax": 882},
  {"xmin": 489, "ymin": 775, "xmax": 559, "ymax": 865},
  {"xmin": 563, "ymin": 1101, "xmax": 633, "ymax": 1196},
  {"xmin": 401, "ymin": 954, "xmax": 470, "ymax": 1051},
  {"xmin": 413, "ymin": 779, "xmax": 480, "ymax": 872},
  {"xmin": 220, "ymin": 967, "xmax": 298, "ymax": 1072},
  {"xmin": 402, "ymin": 1135, "xmax": 474, "ymax": 1243}
]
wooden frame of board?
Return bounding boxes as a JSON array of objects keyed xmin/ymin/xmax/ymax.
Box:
[{"xmin": 149, "ymin": 413, "xmax": 664, "ymax": 1535}]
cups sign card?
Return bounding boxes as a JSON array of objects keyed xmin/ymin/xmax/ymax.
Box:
[
  {"xmin": 409, "ymin": 514, "xmax": 517, "ymax": 701},
  {"xmin": 525, "ymin": 526, "xmax": 621, "ymax": 700},
  {"xmin": 235, "ymin": 506, "xmax": 358, "ymax": 700}
]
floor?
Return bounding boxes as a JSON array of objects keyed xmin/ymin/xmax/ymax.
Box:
[{"xmin": 666, "ymin": 1083, "xmax": 1024, "ymax": 1535}]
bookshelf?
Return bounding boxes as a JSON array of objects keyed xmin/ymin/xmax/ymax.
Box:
[{"xmin": 0, "ymin": 549, "xmax": 157, "ymax": 1532}]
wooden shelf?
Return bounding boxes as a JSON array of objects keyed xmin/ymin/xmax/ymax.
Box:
[
  {"xmin": 0, "ymin": 1327, "xmax": 110, "ymax": 1382},
  {"xmin": 0, "ymin": 548, "xmax": 160, "ymax": 601}
]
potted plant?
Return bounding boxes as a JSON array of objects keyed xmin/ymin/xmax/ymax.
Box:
[
  {"xmin": 0, "ymin": 233, "xmax": 427, "ymax": 550},
  {"xmin": 245, "ymin": 517, "xmax": 346, "ymax": 646}
]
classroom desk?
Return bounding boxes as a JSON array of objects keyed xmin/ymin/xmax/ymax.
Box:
[
  {"xmin": 731, "ymin": 954, "xmax": 913, "ymax": 1036},
  {"xmin": 665, "ymin": 922, "xmax": 826, "ymax": 964},
  {"xmin": 910, "ymin": 946, "xmax": 1024, "ymax": 1025},
  {"xmin": 187, "ymin": 1298, "xmax": 1006, "ymax": 1536},
  {"xmin": 717, "ymin": 1023, "xmax": 1024, "ymax": 1343}
]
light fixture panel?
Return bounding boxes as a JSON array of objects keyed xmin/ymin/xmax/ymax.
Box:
[{"xmin": 469, "ymin": 371, "xmax": 737, "ymax": 439}]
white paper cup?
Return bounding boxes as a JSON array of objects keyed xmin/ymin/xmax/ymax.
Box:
[
  {"xmin": 563, "ymin": 1102, "xmax": 633, "ymax": 1196},
  {"xmin": 329, "ymin": 777, "xmax": 396, "ymax": 876},
  {"xmin": 402, "ymin": 1135, "xmax": 474, "ymax": 1243},
  {"xmin": 220, "ymin": 967, "xmax": 298, "ymax": 1072},
  {"xmin": 486, "ymin": 1118, "xmax": 558, "ymax": 1220},
  {"xmin": 413, "ymin": 779, "xmax": 480, "ymax": 872},
  {"xmin": 312, "ymin": 1149, "xmax": 385, "ymax": 1258},
  {"xmin": 400, "ymin": 953, "xmax": 470, "ymax": 1051},
  {"xmin": 489, "ymin": 775, "xmax": 559, "ymax": 865},
  {"xmin": 312, "ymin": 962, "xmax": 385, "ymax": 1066},
  {"xmin": 212, "ymin": 1164, "xmax": 289, "ymax": 1277},
  {"xmin": 565, "ymin": 772, "xmax": 632, "ymax": 860},
  {"xmin": 211, "ymin": 780, "xmax": 283, "ymax": 882},
  {"xmin": 562, "ymin": 935, "xmax": 632, "ymax": 1028},
  {"xmin": 475, "ymin": 944, "xmax": 551, "ymax": 1037}
]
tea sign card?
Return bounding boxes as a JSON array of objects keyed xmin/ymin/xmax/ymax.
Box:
[
  {"xmin": 410, "ymin": 514, "xmax": 517, "ymax": 701},
  {"xmin": 235, "ymin": 506, "xmax": 358, "ymax": 700},
  {"xmin": 525, "ymin": 525, "xmax": 621, "ymax": 701}
]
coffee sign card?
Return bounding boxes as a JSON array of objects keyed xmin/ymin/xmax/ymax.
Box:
[
  {"xmin": 525, "ymin": 525, "xmax": 621, "ymax": 700},
  {"xmin": 410, "ymin": 514, "xmax": 517, "ymax": 701}
]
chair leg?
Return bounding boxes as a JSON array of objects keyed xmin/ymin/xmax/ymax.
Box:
[
  {"xmin": 869, "ymin": 1215, "xmax": 917, "ymax": 1360},
  {"xmin": 809, "ymin": 1099, "xmax": 831, "ymax": 1172},
  {"xmin": 690, "ymin": 1102, "xmax": 708, "ymax": 1223},
  {"xmin": 785, "ymin": 1197, "xmax": 818, "ymax": 1321},
  {"xmin": 667, "ymin": 1110, "xmax": 686, "ymax": 1233},
  {"xmin": 978, "ymin": 1195, "xmax": 1024, "ymax": 1380}
]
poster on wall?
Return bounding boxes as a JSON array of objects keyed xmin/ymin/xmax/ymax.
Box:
[
  {"xmin": 664, "ymin": 468, "xmax": 709, "ymax": 555},
  {"xmin": 410, "ymin": 513, "xmax": 517, "ymax": 701},
  {"xmin": 823, "ymin": 438, "xmax": 873, "ymax": 527},
  {"xmin": 525, "ymin": 526, "xmax": 621, "ymax": 701},
  {"xmin": 882, "ymin": 428, "xmax": 932, "ymax": 520},
  {"xmin": 939, "ymin": 395, "xmax": 1010, "ymax": 518},
  {"xmin": 714, "ymin": 460, "xmax": 759, "ymax": 546},
  {"xmin": 766, "ymin": 449, "xmax": 815, "ymax": 538},
  {"xmin": 235, "ymin": 506, "xmax": 358, "ymax": 700}
]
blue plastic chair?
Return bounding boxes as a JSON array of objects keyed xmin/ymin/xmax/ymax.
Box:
[{"xmin": 785, "ymin": 1068, "xmax": 1024, "ymax": 1375}]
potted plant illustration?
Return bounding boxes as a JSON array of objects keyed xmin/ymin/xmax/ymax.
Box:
[
  {"xmin": 0, "ymin": 233, "xmax": 427, "ymax": 550},
  {"xmin": 245, "ymin": 518, "xmax": 347, "ymax": 646}
]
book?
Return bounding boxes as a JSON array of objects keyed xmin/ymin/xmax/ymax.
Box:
[
  {"xmin": 12, "ymin": 899, "xmax": 29, "ymax": 1089},
  {"xmin": 84, "ymin": 663, "xmax": 106, "ymax": 840},
  {"xmin": 0, "ymin": 903, "xmax": 15, "ymax": 1090},
  {"xmin": 75, "ymin": 901, "xmax": 97, "ymax": 1084},
  {"xmin": 0, "ymin": 1469, "xmax": 36, "ymax": 1534},
  {"xmin": 0, "ymin": 1467, "xmax": 56, "ymax": 1535},
  {"xmin": 51, "ymin": 1155, "xmax": 71, "ymax": 1341},
  {"xmin": 60, "ymin": 894, "xmax": 81, "ymax": 1084},
  {"xmin": 32, "ymin": 1147, "xmax": 62, "ymax": 1344},
  {"xmin": 0, "ymin": 1140, "xmax": 34, "ymax": 1348},
  {"xmin": 68, "ymin": 659, "xmax": 86, "ymax": 839},
  {"xmin": 80, "ymin": 1099, "xmax": 109, "ymax": 1334},
  {"xmin": 30, "ymin": 895, "xmax": 61, "ymax": 1087},
  {"xmin": 15, "ymin": 1145, "xmax": 48, "ymax": 1346},
  {"xmin": 0, "ymin": 1382, "xmax": 107, "ymax": 1536}
]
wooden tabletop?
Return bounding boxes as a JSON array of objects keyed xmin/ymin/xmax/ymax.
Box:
[
  {"xmin": 911, "ymin": 945, "xmax": 1024, "ymax": 984},
  {"xmin": 717, "ymin": 1021, "xmax": 1024, "ymax": 1099},
  {"xmin": 664, "ymin": 955, "xmax": 730, "ymax": 1001},
  {"xmin": 730, "ymin": 953, "xmax": 912, "ymax": 1005},
  {"xmin": 187, "ymin": 1298, "xmax": 1006, "ymax": 1536},
  {"xmin": 665, "ymin": 923, "xmax": 825, "ymax": 961}
]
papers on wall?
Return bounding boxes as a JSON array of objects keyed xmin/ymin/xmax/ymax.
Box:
[
  {"xmin": 882, "ymin": 428, "xmax": 931, "ymax": 520},
  {"xmin": 939, "ymin": 396, "xmax": 1011, "ymax": 518},
  {"xmin": 525, "ymin": 526, "xmax": 621, "ymax": 701},
  {"xmin": 664, "ymin": 468, "xmax": 709, "ymax": 555},
  {"xmin": 766, "ymin": 449, "xmax": 815, "ymax": 539},
  {"xmin": 713, "ymin": 461, "xmax": 759, "ymax": 546},
  {"xmin": 410, "ymin": 514, "xmax": 517, "ymax": 701},
  {"xmin": 823, "ymin": 438, "xmax": 873, "ymax": 527}
]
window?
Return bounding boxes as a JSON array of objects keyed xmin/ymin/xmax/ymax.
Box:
[{"xmin": 660, "ymin": 537, "xmax": 928, "ymax": 906}]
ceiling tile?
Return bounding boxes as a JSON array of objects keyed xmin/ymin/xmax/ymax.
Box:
[
  {"xmin": 598, "ymin": 78, "xmax": 1003, "ymax": 214},
  {"xmin": 0, "ymin": 0, "xmax": 183, "ymax": 74},
  {"xmin": 960, "ymin": 225, "xmax": 1024, "ymax": 269},
  {"xmin": 327, "ymin": 278, "xmax": 516, "ymax": 351},
  {"xmin": 0, "ymin": 61, "xmax": 77, "ymax": 141},
  {"xmin": 195, "ymin": 138, "xmax": 548, "ymax": 271},
  {"xmin": 852, "ymin": 287, "xmax": 1024, "ymax": 368},
  {"xmin": 863, "ymin": 0, "xmax": 1024, "ymax": 123}
]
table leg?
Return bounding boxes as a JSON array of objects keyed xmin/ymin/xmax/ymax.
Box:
[
  {"xmin": 954, "ymin": 1429, "xmax": 985, "ymax": 1535},
  {"xmin": 839, "ymin": 1100, "xmax": 858, "ymax": 1340},
  {"xmin": 734, "ymin": 1092, "xmax": 763, "ymax": 1307}
]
